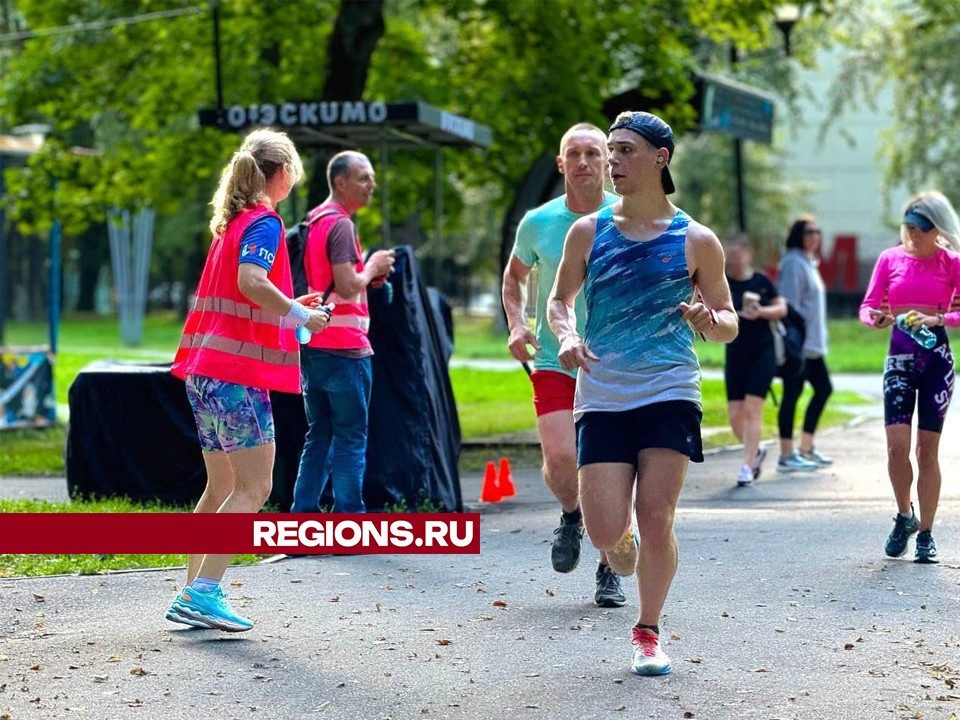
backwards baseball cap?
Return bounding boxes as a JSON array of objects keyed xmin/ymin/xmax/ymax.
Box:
[
  {"xmin": 608, "ymin": 112, "xmax": 676, "ymax": 194},
  {"xmin": 903, "ymin": 205, "xmax": 935, "ymax": 233}
]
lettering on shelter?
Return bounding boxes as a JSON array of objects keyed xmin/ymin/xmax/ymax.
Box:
[{"xmin": 224, "ymin": 101, "xmax": 389, "ymax": 130}]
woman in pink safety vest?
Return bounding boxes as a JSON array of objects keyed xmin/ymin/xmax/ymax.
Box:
[{"xmin": 167, "ymin": 129, "xmax": 329, "ymax": 632}]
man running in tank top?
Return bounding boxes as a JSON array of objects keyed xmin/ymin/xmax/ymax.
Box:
[
  {"xmin": 548, "ymin": 111, "xmax": 737, "ymax": 676},
  {"xmin": 503, "ymin": 123, "xmax": 629, "ymax": 609}
]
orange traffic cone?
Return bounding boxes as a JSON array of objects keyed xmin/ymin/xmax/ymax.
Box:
[
  {"xmin": 498, "ymin": 457, "xmax": 516, "ymax": 497},
  {"xmin": 479, "ymin": 461, "xmax": 502, "ymax": 503}
]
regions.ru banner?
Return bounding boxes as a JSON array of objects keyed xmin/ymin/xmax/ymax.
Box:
[{"xmin": 0, "ymin": 513, "xmax": 480, "ymax": 554}]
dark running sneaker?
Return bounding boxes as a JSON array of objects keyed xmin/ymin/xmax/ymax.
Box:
[
  {"xmin": 915, "ymin": 530, "xmax": 940, "ymax": 564},
  {"xmin": 594, "ymin": 564, "xmax": 627, "ymax": 608},
  {"xmin": 551, "ymin": 515, "xmax": 584, "ymax": 573},
  {"xmin": 753, "ymin": 446, "xmax": 768, "ymax": 480},
  {"xmin": 885, "ymin": 505, "xmax": 920, "ymax": 558}
]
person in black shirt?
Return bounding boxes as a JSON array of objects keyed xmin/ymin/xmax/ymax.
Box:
[{"xmin": 723, "ymin": 236, "xmax": 787, "ymax": 486}]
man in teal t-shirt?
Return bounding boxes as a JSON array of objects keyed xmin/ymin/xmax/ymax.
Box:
[{"xmin": 502, "ymin": 122, "xmax": 621, "ymax": 608}]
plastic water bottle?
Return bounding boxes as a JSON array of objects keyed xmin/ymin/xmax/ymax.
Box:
[
  {"xmin": 295, "ymin": 303, "xmax": 335, "ymax": 344},
  {"xmin": 896, "ymin": 313, "xmax": 937, "ymax": 349},
  {"xmin": 384, "ymin": 280, "xmax": 394, "ymax": 304}
]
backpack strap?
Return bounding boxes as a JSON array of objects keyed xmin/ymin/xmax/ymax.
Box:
[{"xmin": 301, "ymin": 207, "xmax": 348, "ymax": 302}]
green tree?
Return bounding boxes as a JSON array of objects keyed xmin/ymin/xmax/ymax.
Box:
[
  {"xmin": 821, "ymin": 0, "xmax": 960, "ymax": 203},
  {"xmin": 0, "ymin": 0, "xmax": 813, "ymax": 308}
]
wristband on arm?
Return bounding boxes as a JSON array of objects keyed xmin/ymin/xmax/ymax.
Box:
[{"xmin": 282, "ymin": 300, "xmax": 311, "ymax": 328}]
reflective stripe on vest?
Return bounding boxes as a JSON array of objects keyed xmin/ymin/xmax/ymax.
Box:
[
  {"xmin": 192, "ymin": 296, "xmax": 284, "ymax": 325},
  {"xmin": 327, "ymin": 314, "xmax": 370, "ymax": 330},
  {"xmin": 179, "ymin": 333, "xmax": 299, "ymax": 367}
]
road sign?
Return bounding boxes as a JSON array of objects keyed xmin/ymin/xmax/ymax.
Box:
[{"xmin": 696, "ymin": 73, "xmax": 775, "ymax": 144}]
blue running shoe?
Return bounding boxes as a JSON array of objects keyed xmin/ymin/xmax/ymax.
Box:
[{"xmin": 169, "ymin": 585, "xmax": 254, "ymax": 632}]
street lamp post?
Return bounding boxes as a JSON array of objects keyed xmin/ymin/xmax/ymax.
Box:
[
  {"xmin": 775, "ymin": 4, "xmax": 802, "ymax": 58},
  {"xmin": 731, "ymin": 6, "xmax": 803, "ymax": 234}
]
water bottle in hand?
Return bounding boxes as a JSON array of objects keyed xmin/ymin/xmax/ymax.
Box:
[
  {"xmin": 296, "ymin": 304, "xmax": 335, "ymax": 345},
  {"xmin": 896, "ymin": 313, "xmax": 937, "ymax": 349}
]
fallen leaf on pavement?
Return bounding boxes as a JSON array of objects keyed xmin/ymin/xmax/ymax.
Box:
[
  {"xmin": 33, "ymin": 594, "xmax": 44, "ymax": 603},
  {"xmin": 435, "ymin": 639, "xmax": 452, "ymax": 646},
  {"xmin": 492, "ymin": 600, "xmax": 507, "ymax": 608},
  {"xmin": 129, "ymin": 667, "xmax": 147, "ymax": 676}
]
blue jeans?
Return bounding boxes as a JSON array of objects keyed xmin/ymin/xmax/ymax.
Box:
[{"xmin": 291, "ymin": 349, "xmax": 372, "ymax": 513}]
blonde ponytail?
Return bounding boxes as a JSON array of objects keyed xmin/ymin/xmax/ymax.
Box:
[{"xmin": 208, "ymin": 129, "xmax": 303, "ymax": 236}]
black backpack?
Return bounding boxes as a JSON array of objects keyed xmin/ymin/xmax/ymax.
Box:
[
  {"xmin": 773, "ymin": 303, "xmax": 807, "ymax": 379},
  {"xmin": 285, "ymin": 207, "xmax": 344, "ymax": 298}
]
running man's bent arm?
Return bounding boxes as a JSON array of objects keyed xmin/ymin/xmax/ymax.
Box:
[
  {"xmin": 502, "ymin": 255, "xmax": 539, "ymax": 362},
  {"xmin": 548, "ymin": 216, "xmax": 599, "ymax": 372},
  {"xmin": 683, "ymin": 222, "xmax": 738, "ymax": 343}
]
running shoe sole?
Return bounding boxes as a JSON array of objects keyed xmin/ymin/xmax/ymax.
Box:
[
  {"xmin": 165, "ymin": 607, "xmax": 211, "ymax": 629},
  {"xmin": 631, "ymin": 662, "xmax": 673, "ymax": 676},
  {"xmin": 168, "ymin": 602, "xmax": 253, "ymax": 632}
]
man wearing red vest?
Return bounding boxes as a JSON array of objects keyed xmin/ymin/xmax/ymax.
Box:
[{"xmin": 291, "ymin": 151, "xmax": 395, "ymax": 513}]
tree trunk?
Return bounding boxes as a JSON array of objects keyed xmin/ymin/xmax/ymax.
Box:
[{"xmin": 307, "ymin": 0, "xmax": 385, "ymax": 207}]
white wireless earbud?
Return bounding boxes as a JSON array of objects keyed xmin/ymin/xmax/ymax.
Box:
[{"xmin": 657, "ymin": 157, "xmax": 664, "ymax": 165}]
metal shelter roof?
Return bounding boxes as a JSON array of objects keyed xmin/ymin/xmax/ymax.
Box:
[
  {"xmin": 198, "ymin": 100, "xmax": 492, "ymax": 266},
  {"xmin": 198, "ymin": 100, "xmax": 492, "ymax": 150}
]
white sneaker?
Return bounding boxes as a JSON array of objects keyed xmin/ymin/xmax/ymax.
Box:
[
  {"xmin": 736, "ymin": 464, "xmax": 753, "ymax": 487},
  {"xmin": 631, "ymin": 627, "xmax": 672, "ymax": 676},
  {"xmin": 777, "ymin": 451, "xmax": 819, "ymax": 473}
]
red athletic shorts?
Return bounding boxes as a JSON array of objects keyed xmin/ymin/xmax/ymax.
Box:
[{"xmin": 530, "ymin": 370, "xmax": 576, "ymax": 417}]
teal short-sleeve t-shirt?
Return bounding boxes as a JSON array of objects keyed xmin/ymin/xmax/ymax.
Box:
[{"xmin": 512, "ymin": 192, "xmax": 618, "ymax": 377}]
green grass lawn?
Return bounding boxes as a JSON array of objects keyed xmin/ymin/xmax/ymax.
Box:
[{"xmin": 5, "ymin": 313, "xmax": 180, "ymax": 408}]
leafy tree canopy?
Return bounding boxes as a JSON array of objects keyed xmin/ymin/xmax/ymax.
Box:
[{"xmin": 1, "ymin": 0, "xmax": 805, "ymax": 243}]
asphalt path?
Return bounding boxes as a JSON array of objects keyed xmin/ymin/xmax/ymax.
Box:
[{"xmin": 3, "ymin": 379, "xmax": 960, "ymax": 719}]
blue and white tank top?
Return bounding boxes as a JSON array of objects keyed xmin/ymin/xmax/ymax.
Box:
[{"xmin": 574, "ymin": 207, "xmax": 701, "ymax": 420}]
